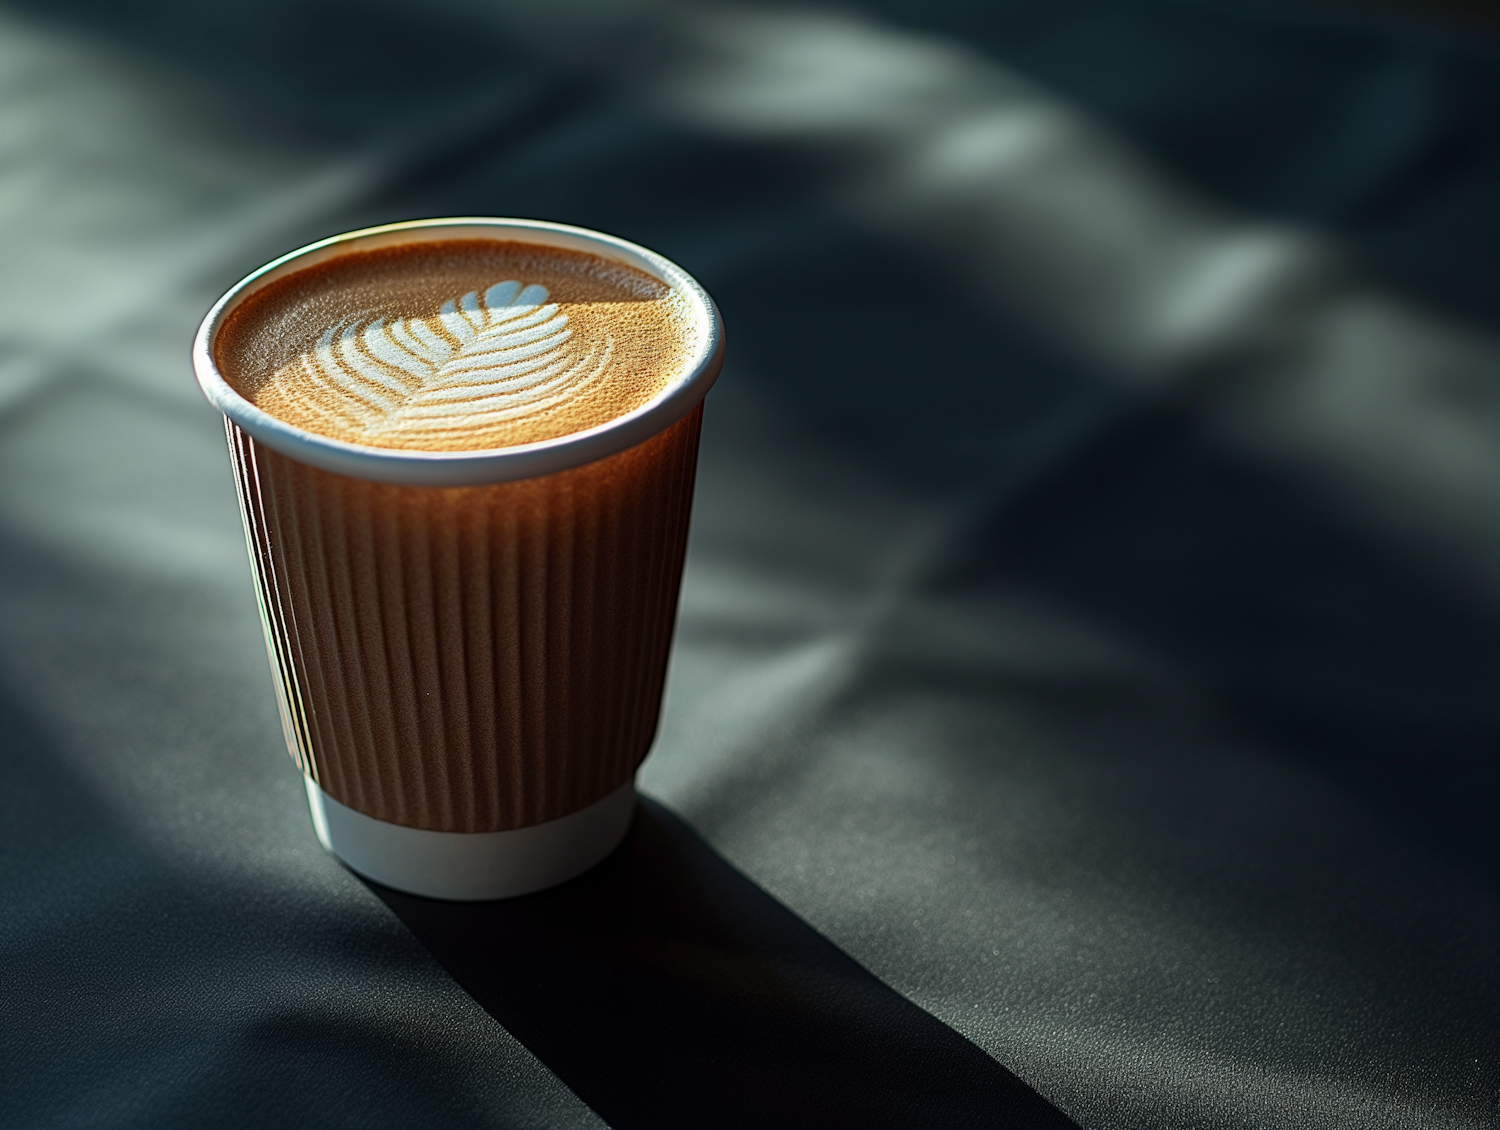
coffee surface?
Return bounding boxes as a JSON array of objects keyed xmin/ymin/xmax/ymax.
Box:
[{"xmin": 216, "ymin": 239, "xmax": 697, "ymax": 451}]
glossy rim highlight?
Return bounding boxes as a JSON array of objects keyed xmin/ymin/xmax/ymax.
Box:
[{"xmin": 193, "ymin": 218, "xmax": 725, "ymax": 486}]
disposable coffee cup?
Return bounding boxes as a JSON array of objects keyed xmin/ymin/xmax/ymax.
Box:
[{"xmin": 193, "ymin": 218, "xmax": 724, "ymax": 899}]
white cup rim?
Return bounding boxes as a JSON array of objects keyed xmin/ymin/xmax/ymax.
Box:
[{"xmin": 192, "ymin": 217, "xmax": 725, "ymax": 487}]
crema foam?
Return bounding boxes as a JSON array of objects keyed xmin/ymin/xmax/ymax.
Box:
[{"xmin": 216, "ymin": 240, "xmax": 697, "ymax": 452}]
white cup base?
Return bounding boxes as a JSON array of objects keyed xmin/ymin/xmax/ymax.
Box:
[{"xmin": 305, "ymin": 777, "xmax": 636, "ymax": 900}]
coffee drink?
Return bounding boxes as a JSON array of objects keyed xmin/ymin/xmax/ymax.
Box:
[
  {"xmin": 215, "ymin": 240, "xmax": 700, "ymax": 452},
  {"xmin": 195, "ymin": 220, "xmax": 723, "ymax": 899}
]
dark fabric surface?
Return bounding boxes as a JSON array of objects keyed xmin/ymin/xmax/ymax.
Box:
[{"xmin": 1, "ymin": 2, "xmax": 1498, "ymax": 1127}]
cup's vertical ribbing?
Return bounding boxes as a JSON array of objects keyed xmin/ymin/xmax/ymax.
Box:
[
  {"xmin": 228, "ymin": 424, "xmax": 319, "ymax": 782},
  {"xmin": 228, "ymin": 405, "xmax": 702, "ymax": 833}
]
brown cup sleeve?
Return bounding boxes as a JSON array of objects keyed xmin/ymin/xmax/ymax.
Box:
[{"xmin": 226, "ymin": 404, "xmax": 702, "ymax": 833}]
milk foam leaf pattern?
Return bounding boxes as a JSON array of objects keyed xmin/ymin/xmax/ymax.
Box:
[{"xmin": 292, "ymin": 280, "xmax": 613, "ymax": 439}]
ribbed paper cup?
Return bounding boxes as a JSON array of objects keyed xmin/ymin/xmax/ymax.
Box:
[{"xmin": 193, "ymin": 219, "xmax": 724, "ymax": 899}]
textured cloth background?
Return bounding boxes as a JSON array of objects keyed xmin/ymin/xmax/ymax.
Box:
[{"xmin": 1, "ymin": 2, "xmax": 1498, "ymax": 1127}]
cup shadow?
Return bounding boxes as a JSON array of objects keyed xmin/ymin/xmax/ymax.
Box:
[{"xmin": 365, "ymin": 796, "xmax": 1078, "ymax": 1130}]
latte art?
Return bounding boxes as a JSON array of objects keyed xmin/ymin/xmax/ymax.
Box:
[
  {"xmin": 216, "ymin": 239, "xmax": 696, "ymax": 452},
  {"xmin": 292, "ymin": 281, "xmax": 612, "ymax": 441}
]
